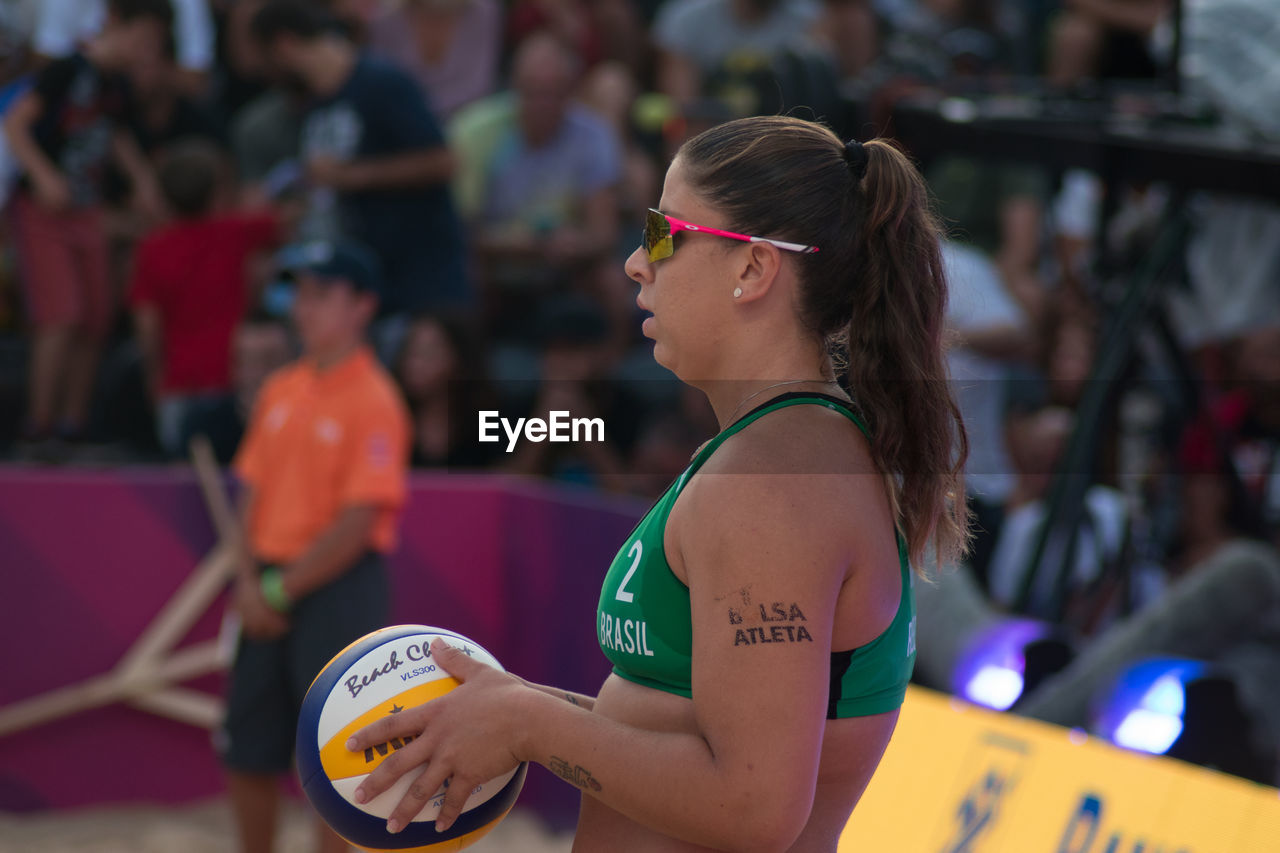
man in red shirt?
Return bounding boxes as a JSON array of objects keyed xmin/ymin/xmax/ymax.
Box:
[{"xmin": 130, "ymin": 139, "xmax": 282, "ymax": 456}]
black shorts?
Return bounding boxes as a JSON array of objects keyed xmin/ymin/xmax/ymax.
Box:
[{"xmin": 217, "ymin": 552, "xmax": 390, "ymax": 774}]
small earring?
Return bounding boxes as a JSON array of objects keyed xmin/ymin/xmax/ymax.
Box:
[{"xmin": 733, "ymin": 287, "xmax": 743, "ymax": 298}]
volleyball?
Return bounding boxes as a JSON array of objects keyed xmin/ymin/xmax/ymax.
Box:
[{"xmin": 296, "ymin": 624, "xmax": 528, "ymax": 852}]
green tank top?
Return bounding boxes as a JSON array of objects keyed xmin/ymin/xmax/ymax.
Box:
[{"xmin": 596, "ymin": 393, "xmax": 916, "ymax": 718}]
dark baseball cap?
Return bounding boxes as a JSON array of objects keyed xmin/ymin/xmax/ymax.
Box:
[{"xmin": 277, "ymin": 239, "xmax": 383, "ymax": 294}]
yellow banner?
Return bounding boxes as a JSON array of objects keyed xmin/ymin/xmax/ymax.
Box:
[{"xmin": 841, "ymin": 687, "xmax": 1280, "ymax": 852}]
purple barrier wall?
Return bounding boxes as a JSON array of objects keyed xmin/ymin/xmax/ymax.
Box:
[{"xmin": 0, "ymin": 468, "xmax": 645, "ymax": 828}]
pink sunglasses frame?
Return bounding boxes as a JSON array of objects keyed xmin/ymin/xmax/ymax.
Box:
[{"xmin": 646, "ymin": 209, "xmax": 819, "ymax": 261}]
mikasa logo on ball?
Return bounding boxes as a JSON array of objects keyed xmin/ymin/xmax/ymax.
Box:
[{"xmin": 360, "ymin": 715, "xmax": 415, "ymax": 765}]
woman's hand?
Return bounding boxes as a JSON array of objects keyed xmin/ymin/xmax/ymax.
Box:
[{"xmin": 345, "ymin": 638, "xmax": 529, "ymax": 834}]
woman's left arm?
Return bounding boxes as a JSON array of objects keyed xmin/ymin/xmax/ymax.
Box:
[{"xmin": 348, "ymin": 469, "xmax": 849, "ymax": 850}]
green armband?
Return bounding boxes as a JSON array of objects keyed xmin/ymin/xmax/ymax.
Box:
[{"xmin": 259, "ymin": 566, "xmax": 293, "ymax": 613}]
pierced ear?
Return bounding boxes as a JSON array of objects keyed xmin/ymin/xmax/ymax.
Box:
[{"xmin": 733, "ymin": 241, "xmax": 781, "ymax": 302}]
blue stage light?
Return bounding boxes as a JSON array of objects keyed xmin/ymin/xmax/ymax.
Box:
[
  {"xmin": 1090, "ymin": 658, "xmax": 1209, "ymax": 755},
  {"xmin": 952, "ymin": 619, "xmax": 1056, "ymax": 711}
]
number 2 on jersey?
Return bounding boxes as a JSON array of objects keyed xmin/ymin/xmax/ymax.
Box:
[{"xmin": 615, "ymin": 541, "xmax": 642, "ymax": 603}]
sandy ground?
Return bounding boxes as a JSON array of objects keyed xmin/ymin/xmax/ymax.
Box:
[{"xmin": 0, "ymin": 801, "xmax": 574, "ymax": 853}]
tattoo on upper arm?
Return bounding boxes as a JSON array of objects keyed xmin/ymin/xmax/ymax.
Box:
[
  {"xmin": 713, "ymin": 584, "xmax": 753, "ymax": 606},
  {"xmin": 549, "ymin": 755, "xmax": 603, "ymax": 791},
  {"xmin": 563, "ymin": 692, "xmax": 580, "ymax": 706},
  {"xmin": 728, "ymin": 601, "xmax": 813, "ymax": 646}
]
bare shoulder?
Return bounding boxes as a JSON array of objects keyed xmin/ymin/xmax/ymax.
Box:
[
  {"xmin": 697, "ymin": 402, "xmax": 881, "ymax": 495},
  {"xmin": 670, "ymin": 403, "xmax": 890, "ymax": 577}
]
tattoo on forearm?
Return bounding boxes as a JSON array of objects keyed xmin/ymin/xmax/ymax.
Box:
[
  {"xmin": 728, "ymin": 601, "xmax": 813, "ymax": 646},
  {"xmin": 563, "ymin": 692, "xmax": 580, "ymax": 706},
  {"xmin": 549, "ymin": 756, "xmax": 602, "ymax": 791}
]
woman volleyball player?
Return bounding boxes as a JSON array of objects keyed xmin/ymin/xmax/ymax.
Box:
[{"xmin": 347, "ymin": 115, "xmax": 970, "ymax": 852}]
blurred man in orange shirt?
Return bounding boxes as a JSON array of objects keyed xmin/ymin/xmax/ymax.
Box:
[{"xmin": 218, "ymin": 239, "xmax": 410, "ymax": 853}]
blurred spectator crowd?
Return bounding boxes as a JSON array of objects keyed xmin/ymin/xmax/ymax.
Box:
[{"xmin": 0, "ymin": 0, "xmax": 1278, "ymax": 785}]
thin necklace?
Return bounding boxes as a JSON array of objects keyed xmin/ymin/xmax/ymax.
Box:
[{"xmin": 724, "ymin": 378, "xmax": 841, "ymax": 425}]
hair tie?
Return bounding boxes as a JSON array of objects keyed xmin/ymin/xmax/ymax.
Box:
[{"xmin": 843, "ymin": 139, "xmax": 868, "ymax": 180}]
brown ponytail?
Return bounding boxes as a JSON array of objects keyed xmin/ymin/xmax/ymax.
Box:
[{"xmin": 679, "ymin": 116, "xmax": 970, "ymax": 570}]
